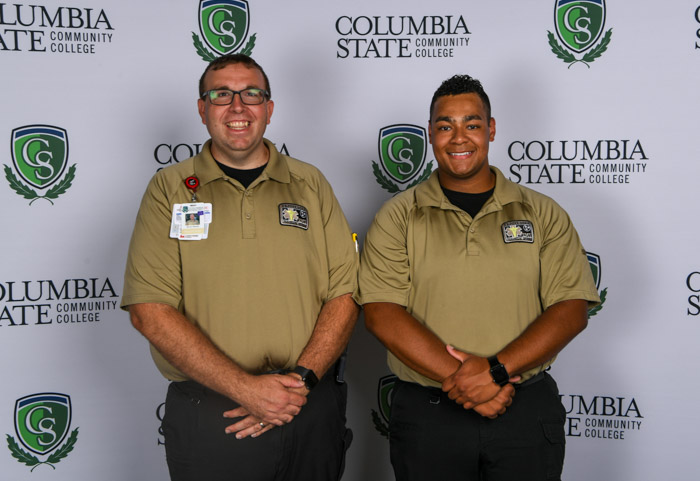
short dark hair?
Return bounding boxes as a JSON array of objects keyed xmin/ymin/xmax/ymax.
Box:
[
  {"xmin": 198, "ymin": 54, "xmax": 271, "ymax": 98},
  {"xmin": 429, "ymin": 74, "xmax": 491, "ymax": 120}
]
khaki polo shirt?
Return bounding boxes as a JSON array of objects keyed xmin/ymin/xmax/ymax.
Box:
[
  {"xmin": 122, "ymin": 139, "xmax": 358, "ymax": 381},
  {"xmin": 358, "ymin": 167, "xmax": 599, "ymax": 387}
]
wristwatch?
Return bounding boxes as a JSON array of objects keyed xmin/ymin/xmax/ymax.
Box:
[
  {"xmin": 487, "ymin": 355, "xmax": 510, "ymax": 387},
  {"xmin": 290, "ymin": 365, "xmax": 319, "ymax": 390}
]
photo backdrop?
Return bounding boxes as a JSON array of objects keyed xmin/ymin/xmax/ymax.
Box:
[{"xmin": 2, "ymin": 1, "xmax": 699, "ymax": 479}]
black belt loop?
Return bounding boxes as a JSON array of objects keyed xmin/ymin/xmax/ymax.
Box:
[{"xmin": 173, "ymin": 380, "xmax": 207, "ymax": 405}]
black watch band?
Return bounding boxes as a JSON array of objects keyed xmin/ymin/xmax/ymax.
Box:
[
  {"xmin": 487, "ymin": 355, "xmax": 510, "ymax": 387},
  {"xmin": 290, "ymin": 365, "xmax": 319, "ymax": 390}
]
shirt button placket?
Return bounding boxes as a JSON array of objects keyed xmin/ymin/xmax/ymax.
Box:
[
  {"xmin": 467, "ymin": 219, "xmax": 479, "ymax": 256},
  {"xmin": 242, "ymin": 189, "xmax": 255, "ymax": 239}
]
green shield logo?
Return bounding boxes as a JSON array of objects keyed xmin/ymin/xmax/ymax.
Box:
[
  {"xmin": 199, "ymin": 0, "xmax": 250, "ymax": 55},
  {"xmin": 555, "ymin": 0, "xmax": 605, "ymax": 53},
  {"xmin": 379, "ymin": 124, "xmax": 427, "ymax": 184},
  {"xmin": 11, "ymin": 125, "xmax": 68, "ymax": 189},
  {"xmin": 586, "ymin": 251, "xmax": 607, "ymax": 318},
  {"xmin": 14, "ymin": 393, "xmax": 71, "ymax": 455},
  {"xmin": 587, "ymin": 252, "xmax": 601, "ymax": 290},
  {"xmin": 371, "ymin": 374, "xmax": 398, "ymax": 439},
  {"xmin": 377, "ymin": 375, "xmax": 398, "ymax": 423}
]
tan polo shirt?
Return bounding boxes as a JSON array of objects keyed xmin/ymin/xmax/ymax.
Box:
[
  {"xmin": 122, "ymin": 139, "xmax": 358, "ymax": 381},
  {"xmin": 358, "ymin": 167, "xmax": 600, "ymax": 387}
]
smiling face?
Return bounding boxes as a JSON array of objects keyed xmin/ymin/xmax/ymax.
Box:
[
  {"xmin": 197, "ymin": 63, "xmax": 274, "ymax": 168},
  {"xmin": 429, "ymin": 92, "xmax": 496, "ymax": 193}
]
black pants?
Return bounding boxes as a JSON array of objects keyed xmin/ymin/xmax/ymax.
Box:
[
  {"xmin": 161, "ymin": 372, "xmax": 352, "ymax": 481},
  {"xmin": 389, "ymin": 372, "xmax": 566, "ymax": 481}
]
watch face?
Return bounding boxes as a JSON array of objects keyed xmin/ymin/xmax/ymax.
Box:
[{"xmin": 490, "ymin": 364, "xmax": 509, "ymax": 386}]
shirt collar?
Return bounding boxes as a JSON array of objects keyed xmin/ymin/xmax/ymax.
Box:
[
  {"xmin": 415, "ymin": 166, "xmax": 523, "ymax": 213},
  {"xmin": 194, "ymin": 138, "xmax": 290, "ymax": 186}
]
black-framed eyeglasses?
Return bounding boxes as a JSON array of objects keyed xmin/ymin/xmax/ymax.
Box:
[{"xmin": 201, "ymin": 88, "xmax": 269, "ymax": 106}]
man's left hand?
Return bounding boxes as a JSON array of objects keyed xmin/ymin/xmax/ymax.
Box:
[
  {"xmin": 442, "ymin": 345, "xmax": 516, "ymax": 409},
  {"xmin": 222, "ymin": 409, "xmax": 276, "ymax": 439}
]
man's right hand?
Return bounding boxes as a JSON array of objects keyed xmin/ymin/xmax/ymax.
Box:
[
  {"xmin": 227, "ymin": 373, "xmax": 307, "ymax": 425},
  {"xmin": 223, "ymin": 373, "xmax": 309, "ymax": 438}
]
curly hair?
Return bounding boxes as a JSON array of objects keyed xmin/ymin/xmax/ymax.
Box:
[{"xmin": 429, "ymin": 74, "xmax": 491, "ymax": 120}]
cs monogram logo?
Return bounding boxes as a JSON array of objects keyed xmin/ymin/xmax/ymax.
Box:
[
  {"xmin": 4, "ymin": 125, "xmax": 77, "ymax": 205},
  {"xmin": 547, "ymin": 0, "xmax": 613, "ymax": 68},
  {"xmin": 372, "ymin": 124, "xmax": 433, "ymax": 194},
  {"xmin": 192, "ymin": 0, "xmax": 257, "ymax": 61},
  {"xmin": 6, "ymin": 393, "xmax": 79, "ymax": 471}
]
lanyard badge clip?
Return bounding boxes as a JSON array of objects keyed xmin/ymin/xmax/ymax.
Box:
[{"xmin": 184, "ymin": 176, "xmax": 200, "ymax": 202}]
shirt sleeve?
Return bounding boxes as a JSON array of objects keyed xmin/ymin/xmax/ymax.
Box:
[
  {"xmin": 317, "ymin": 172, "xmax": 359, "ymax": 302},
  {"xmin": 537, "ymin": 200, "xmax": 601, "ymax": 310},
  {"xmin": 357, "ymin": 196, "xmax": 412, "ymax": 306},
  {"xmin": 121, "ymin": 172, "xmax": 183, "ymax": 311}
]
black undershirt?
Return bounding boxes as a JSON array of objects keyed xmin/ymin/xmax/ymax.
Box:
[
  {"xmin": 441, "ymin": 186, "xmax": 495, "ymax": 218},
  {"xmin": 215, "ymin": 160, "xmax": 267, "ymax": 189}
]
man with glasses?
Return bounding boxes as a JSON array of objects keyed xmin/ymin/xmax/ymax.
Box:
[{"xmin": 122, "ymin": 54, "xmax": 359, "ymax": 481}]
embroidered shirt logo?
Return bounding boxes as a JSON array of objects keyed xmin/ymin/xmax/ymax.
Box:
[
  {"xmin": 502, "ymin": 221, "xmax": 534, "ymax": 243},
  {"xmin": 279, "ymin": 203, "xmax": 308, "ymax": 230}
]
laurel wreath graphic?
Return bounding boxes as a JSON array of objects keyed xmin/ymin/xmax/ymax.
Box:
[
  {"xmin": 372, "ymin": 160, "xmax": 433, "ymax": 195},
  {"xmin": 3, "ymin": 164, "xmax": 77, "ymax": 205},
  {"xmin": 547, "ymin": 29, "xmax": 613, "ymax": 68},
  {"xmin": 6, "ymin": 428, "xmax": 79, "ymax": 471},
  {"xmin": 588, "ymin": 287, "xmax": 607, "ymax": 318},
  {"xmin": 371, "ymin": 409, "xmax": 390, "ymax": 439},
  {"xmin": 240, "ymin": 34, "xmax": 256, "ymax": 56},
  {"xmin": 192, "ymin": 32, "xmax": 257, "ymax": 62}
]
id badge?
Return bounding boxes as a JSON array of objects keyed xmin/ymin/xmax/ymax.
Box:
[{"xmin": 170, "ymin": 203, "xmax": 212, "ymax": 240}]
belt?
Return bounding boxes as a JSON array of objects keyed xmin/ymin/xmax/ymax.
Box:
[
  {"xmin": 514, "ymin": 371, "xmax": 546, "ymax": 389},
  {"xmin": 265, "ymin": 355, "xmax": 347, "ymax": 383},
  {"xmin": 400, "ymin": 371, "xmax": 547, "ymax": 405},
  {"xmin": 175, "ymin": 358, "xmax": 346, "ymax": 395}
]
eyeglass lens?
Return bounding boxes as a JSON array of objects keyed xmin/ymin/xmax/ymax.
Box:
[{"xmin": 208, "ymin": 89, "xmax": 266, "ymax": 105}]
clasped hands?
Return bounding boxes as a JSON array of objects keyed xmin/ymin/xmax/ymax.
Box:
[
  {"xmin": 222, "ymin": 372, "xmax": 309, "ymax": 439},
  {"xmin": 220, "ymin": 345, "xmax": 516, "ymax": 439},
  {"xmin": 442, "ymin": 345, "xmax": 519, "ymax": 419}
]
